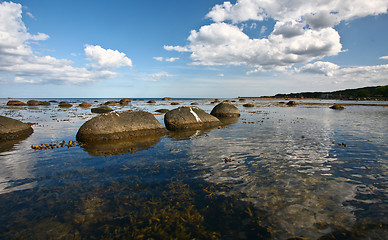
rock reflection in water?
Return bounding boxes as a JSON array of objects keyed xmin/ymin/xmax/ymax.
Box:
[{"xmin": 80, "ymin": 135, "xmax": 164, "ymax": 156}]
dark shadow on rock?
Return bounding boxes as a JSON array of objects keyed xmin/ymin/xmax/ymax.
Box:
[{"xmin": 80, "ymin": 135, "xmax": 164, "ymax": 156}]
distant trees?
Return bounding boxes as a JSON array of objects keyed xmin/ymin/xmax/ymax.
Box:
[{"xmin": 270, "ymin": 85, "xmax": 388, "ymax": 100}]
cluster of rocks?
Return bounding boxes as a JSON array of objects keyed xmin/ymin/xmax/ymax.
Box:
[
  {"xmin": 76, "ymin": 101, "xmax": 241, "ymax": 144},
  {"xmin": 7, "ymin": 100, "xmax": 50, "ymax": 106}
]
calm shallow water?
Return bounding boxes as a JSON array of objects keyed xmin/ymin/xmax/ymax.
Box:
[{"xmin": 0, "ymin": 98, "xmax": 387, "ymax": 239}]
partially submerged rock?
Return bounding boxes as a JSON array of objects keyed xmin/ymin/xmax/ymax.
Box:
[
  {"xmin": 162, "ymin": 97, "xmax": 172, "ymax": 101},
  {"xmin": 76, "ymin": 110, "xmax": 166, "ymax": 143},
  {"xmin": 79, "ymin": 102, "xmax": 92, "ymax": 108},
  {"xmin": 330, "ymin": 104, "xmax": 345, "ymax": 110},
  {"xmin": 91, "ymin": 106, "xmax": 113, "ymax": 114},
  {"xmin": 286, "ymin": 101, "xmax": 297, "ymax": 106},
  {"xmin": 243, "ymin": 103, "xmax": 255, "ymax": 107},
  {"xmin": 0, "ymin": 116, "xmax": 33, "ymax": 141},
  {"xmin": 59, "ymin": 102, "xmax": 72, "ymax": 108},
  {"xmin": 104, "ymin": 101, "xmax": 117, "ymax": 106},
  {"xmin": 147, "ymin": 100, "xmax": 156, "ymax": 104},
  {"xmin": 27, "ymin": 100, "xmax": 41, "ymax": 106},
  {"xmin": 164, "ymin": 106, "xmax": 221, "ymax": 131},
  {"xmin": 210, "ymin": 102, "xmax": 240, "ymax": 118},
  {"xmin": 155, "ymin": 109, "xmax": 169, "ymax": 113},
  {"xmin": 171, "ymin": 102, "xmax": 180, "ymax": 105},
  {"xmin": 6, "ymin": 100, "xmax": 27, "ymax": 106},
  {"xmin": 120, "ymin": 98, "xmax": 131, "ymax": 105}
]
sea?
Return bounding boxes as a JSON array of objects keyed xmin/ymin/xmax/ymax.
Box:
[{"xmin": 0, "ymin": 98, "xmax": 387, "ymax": 239}]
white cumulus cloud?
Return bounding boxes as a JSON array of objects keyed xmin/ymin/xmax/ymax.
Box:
[
  {"xmin": 153, "ymin": 57, "xmax": 179, "ymax": 62},
  {"xmin": 84, "ymin": 45, "xmax": 132, "ymax": 70},
  {"xmin": 0, "ymin": 2, "xmax": 127, "ymax": 84},
  {"xmin": 296, "ymin": 61, "xmax": 340, "ymax": 76},
  {"xmin": 379, "ymin": 56, "xmax": 388, "ymax": 60},
  {"xmin": 166, "ymin": 0, "xmax": 387, "ymax": 75}
]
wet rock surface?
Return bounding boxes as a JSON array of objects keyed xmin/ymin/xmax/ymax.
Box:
[
  {"xmin": 243, "ymin": 103, "xmax": 255, "ymax": 107},
  {"xmin": 155, "ymin": 109, "xmax": 169, "ymax": 113},
  {"xmin": 164, "ymin": 106, "xmax": 221, "ymax": 131},
  {"xmin": 119, "ymin": 98, "xmax": 131, "ymax": 105},
  {"xmin": 6, "ymin": 100, "xmax": 27, "ymax": 106},
  {"xmin": 286, "ymin": 101, "xmax": 297, "ymax": 106},
  {"xmin": 76, "ymin": 110, "xmax": 166, "ymax": 142},
  {"xmin": 79, "ymin": 102, "xmax": 92, "ymax": 108},
  {"xmin": 210, "ymin": 102, "xmax": 240, "ymax": 118},
  {"xmin": 0, "ymin": 115, "xmax": 33, "ymax": 141},
  {"xmin": 59, "ymin": 102, "xmax": 72, "ymax": 108},
  {"xmin": 91, "ymin": 106, "xmax": 113, "ymax": 114}
]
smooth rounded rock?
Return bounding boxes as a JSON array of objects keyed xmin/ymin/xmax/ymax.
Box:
[
  {"xmin": 0, "ymin": 116, "xmax": 33, "ymax": 141},
  {"xmin": 147, "ymin": 100, "xmax": 156, "ymax": 103},
  {"xmin": 27, "ymin": 100, "xmax": 41, "ymax": 106},
  {"xmin": 164, "ymin": 106, "xmax": 221, "ymax": 131},
  {"xmin": 120, "ymin": 98, "xmax": 131, "ymax": 105},
  {"xmin": 91, "ymin": 106, "xmax": 113, "ymax": 114},
  {"xmin": 6, "ymin": 100, "xmax": 26, "ymax": 106},
  {"xmin": 162, "ymin": 97, "xmax": 172, "ymax": 101},
  {"xmin": 59, "ymin": 102, "xmax": 72, "ymax": 108},
  {"xmin": 243, "ymin": 103, "xmax": 255, "ymax": 107},
  {"xmin": 286, "ymin": 101, "xmax": 297, "ymax": 106},
  {"xmin": 210, "ymin": 102, "xmax": 240, "ymax": 118},
  {"xmin": 76, "ymin": 110, "xmax": 166, "ymax": 143},
  {"xmin": 79, "ymin": 102, "xmax": 92, "ymax": 108}
]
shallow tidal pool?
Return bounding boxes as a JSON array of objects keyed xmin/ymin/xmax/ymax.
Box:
[{"xmin": 0, "ymin": 98, "xmax": 387, "ymax": 239}]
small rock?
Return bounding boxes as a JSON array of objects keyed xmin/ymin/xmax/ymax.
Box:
[
  {"xmin": 79, "ymin": 102, "xmax": 92, "ymax": 108},
  {"xmin": 59, "ymin": 102, "xmax": 72, "ymax": 108},
  {"xmin": 104, "ymin": 101, "xmax": 117, "ymax": 106},
  {"xmin": 330, "ymin": 104, "xmax": 345, "ymax": 110},
  {"xmin": 191, "ymin": 102, "xmax": 199, "ymax": 105},
  {"xmin": 120, "ymin": 98, "xmax": 131, "ymax": 105},
  {"xmin": 243, "ymin": 103, "xmax": 254, "ymax": 107},
  {"xmin": 155, "ymin": 109, "xmax": 169, "ymax": 113},
  {"xmin": 286, "ymin": 101, "xmax": 296, "ymax": 106},
  {"xmin": 39, "ymin": 101, "xmax": 50, "ymax": 106},
  {"xmin": 91, "ymin": 106, "xmax": 113, "ymax": 113},
  {"xmin": 171, "ymin": 102, "xmax": 180, "ymax": 105},
  {"xmin": 27, "ymin": 100, "xmax": 41, "ymax": 106},
  {"xmin": 162, "ymin": 97, "xmax": 172, "ymax": 101},
  {"xmin": 164, "ymin": 106, "xmax": 221, "ymax": 131},
  {"xmin": 147, "ymin": 100, "xmax": 156, "ymax": 103}
]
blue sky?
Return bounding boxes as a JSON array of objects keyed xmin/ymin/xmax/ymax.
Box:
[{"xmin": 0, "ymin": 0, "xmax": 387, "ymax": 98}]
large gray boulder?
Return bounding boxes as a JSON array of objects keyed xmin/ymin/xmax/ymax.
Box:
[
  {"xmin": 164, "ymin": 106, "xmax": 221, "ymax": 131},
  {"xmin": 210, "ymin": 102, "xmax": 240, "ymax": 118},
  {"xmin": 0, "ymin": 116, "xmax": 33, "ymax": 141},
  {"xmin": 76, "ymin": 110, "xmax": 166, "ymax": 142}
]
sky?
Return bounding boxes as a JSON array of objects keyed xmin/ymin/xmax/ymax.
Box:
[{"xmin": 0, "ymin": 0, "xmax": 387, "ymax": 98}]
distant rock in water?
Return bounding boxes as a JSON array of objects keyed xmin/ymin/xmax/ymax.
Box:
[
  {"xmin": 0, "ymin": 116, "xmax": 33, "ymax": 141},
  {"xmin": 162, "ymin": 97, "xmax": 172, "ymax": 101},
  {"xmin": 210, "ymin": 102, "xmax": 240, "ymax": 118},
  {"xmin": 330, "ymin": 104, "xmax": 345, "ymax": 110},
  {"xmin": 120, "ymin": 98, "xmax": 131, "ymax": 105},
  {"xmin": 104, "ymin": 101, "xmax": 117, "ymax": 106},
  {"xmin": 243, "ymin": 103, "xmax": 255, "ymax": 107},
  {"xmin": 6, "ymin": 100, "xmax": 27, "ymax": 106},
  {"xmin": 27, "ymin": 100, "xmax": 51, "ymax": 106},
  {"xmin": 76, "ymin": 110, "xmax": 166, "ymax": 143},
  {"xmin": 147, "ymin": 100, "xmax": 156, "ymax": 103},
  {"xmin": 91, "ymin": 106, "xmax": 113, "ymax": 113},
  {"xmin": 164, "ymin": 106, "xmax": 221, "ymax": 131},
  {"xmin": 27, "ymin": 100, "xmax": 40, "ymax": 106},
  {"xmin": 286, "ymin": 101, "xmax": 296, "ymax": 106},
  {"xmin": 155, "ymin": 109, "xmax": 169, "ymax": 113},
  {"xmin": 191, "ymin": 102, "xmax": 199, "ymax": 105},
  {"xmin": 59, "ymin": 102, "xmax": 72, "ymax": 108},
  {"xmin": 171, "ymin": 102, "xmax": 180, "ymax": 105},
  {"xmin": 79, "ymin": 102, "xmax": 92, "ymax": 108}
]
